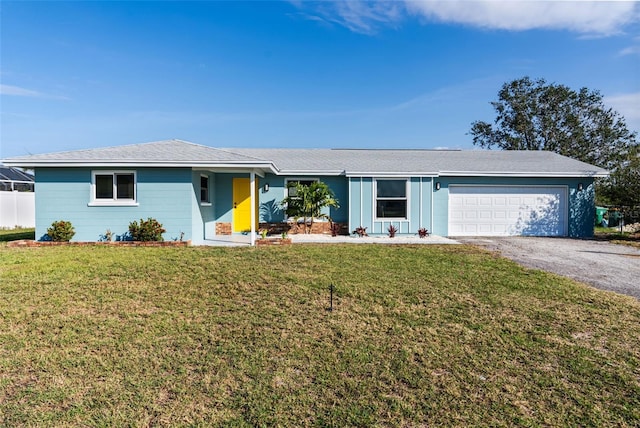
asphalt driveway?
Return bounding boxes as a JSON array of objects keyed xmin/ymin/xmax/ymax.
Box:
[{"xmin": 458, "ymin": 237, "xmax": 640, "ymax": 299}]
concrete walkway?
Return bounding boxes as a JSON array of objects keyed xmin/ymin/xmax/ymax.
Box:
[
  {"xmin": 201, "ymin": 234, "xmax": 459, "ymax": 246},
  {"xmin": 290, "ymin": 234, "xmax": 459, "ymax": 245}
]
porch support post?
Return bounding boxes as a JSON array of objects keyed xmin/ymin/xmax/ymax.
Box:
[{"xmin": 250, "ymin": 171, "xmax": 256, "ymax": 246}]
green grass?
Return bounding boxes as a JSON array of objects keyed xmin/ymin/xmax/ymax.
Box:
[
  {"xmin": 1, "ymin": 244, "xmax": 639, "ymax": 426},
  {"xmin": 0, "ymin": 228, "xmax": 35, "ymax": 242},
  {"xmin": 594, "ymin": 226, "xmax": 640, "ymax": 249}
]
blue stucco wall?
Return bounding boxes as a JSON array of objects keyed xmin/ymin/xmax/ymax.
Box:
[
  {"xmin": 35, "ymin": 167, "xmax": 194, "ymax": 242},
  {"xmin": 256, "ymin": 174, "xmax": 348, "ymax": 223}
]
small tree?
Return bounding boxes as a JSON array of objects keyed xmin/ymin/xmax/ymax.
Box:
[{"xmin": 281, "ymin": 181, "xmax": 339, "ymax": 234}]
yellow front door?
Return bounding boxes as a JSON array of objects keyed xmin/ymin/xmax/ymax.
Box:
[{"xmin": 232, "ymin": 178, "xmax": 258, "ymax": 232}]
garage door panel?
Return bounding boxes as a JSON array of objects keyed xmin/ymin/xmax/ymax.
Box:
[
  {"xmin": 449, "ymin": 186, "xmax": 567, "ymax": 237},
  {"xmin": 494, "ymin": 211, "xmax": 506, "ymax": 219},
  {"xmin": 477, "ymin": 224, "xmax": 492, "ymax": 233}
]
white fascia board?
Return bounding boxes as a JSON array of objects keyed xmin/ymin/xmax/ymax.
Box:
[
  {"xmin": 275, "ymin": 170, "xmax": 344, "ymax": 176},
  {"xmin": 2, "ymin": 160, "xmax": 277, "ymax": 171},
  {"xmin": 440, "ymin": 170, "xmax": 610, "ymax": 178},
  {"xmin": 345, "ymin": 172, "xmax": 438, "ymax": 178}
]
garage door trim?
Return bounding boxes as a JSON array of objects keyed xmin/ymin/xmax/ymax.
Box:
[{"xmin": 448, "ymin": 184, "xmax": 569, "ymax": 237}]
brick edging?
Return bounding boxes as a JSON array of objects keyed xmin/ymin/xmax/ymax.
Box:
[{"xmin": 7, "ymin": 240, "xmax": 192, "ymax": 248}]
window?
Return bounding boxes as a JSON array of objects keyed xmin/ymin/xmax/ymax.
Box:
[
  {"xmin": 285, "ymin": 178, "xmax": 318, "ymax": 197},
  {"xmin": 376, "ymin": 179, "xmax": 407, "ymax": 219},
  {"xmin": 91, "ymin": 171, "xmax": 137, "ymax": 205},
  {"xmin": 200, "ymin": 175, "xmax": 210, "ymax": 204}
]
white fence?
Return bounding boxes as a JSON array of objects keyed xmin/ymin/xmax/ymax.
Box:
[{"xmin": 0, "ymin": 191, "xmax": 35, "ymax": 228}]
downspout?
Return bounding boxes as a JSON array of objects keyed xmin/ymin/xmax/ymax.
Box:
[
  {"xmin": 419, "ymin": 178, "xmax": 423, "ymax": 230},
  {"xmin": 430, "ymin": 177, "xmax": 434, "ymax": 235},
  {"xmin": 250, "ymin": 171, "xmax": 256, "ymax": 246},
  {"xmin": 348, "ymin": 177, "xmax": 352, "ymax": 234},
  {"xmin": 360, "ymin": 177, "xmax": 363, "ymax": 228}
]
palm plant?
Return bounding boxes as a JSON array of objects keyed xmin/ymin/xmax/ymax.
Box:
[{"xmin": 281, "ymin": 181, "xmax": 340, "ymax": 234}]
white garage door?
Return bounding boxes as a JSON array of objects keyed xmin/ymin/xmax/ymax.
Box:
[{"xmin": 448, "ymin": 186, "xmax": 567, "ymax": 237}]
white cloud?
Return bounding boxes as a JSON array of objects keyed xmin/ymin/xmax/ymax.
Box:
[
  {"xmin": 0, "ymin": 84, "xmax": 69, "ymax": 100},
  {"xmin": 605, "ymin": 92, "xmax": 640, "ymax": 132},
  {"xmin": 406, "ymin": 0, "xmax": 638, "ymax": 35},
  {"xmin": 619, "ymin": 36, "xmax": 640, "ymax": 56},
  {"xmin": 0, "ymin": 84, "xmax": 44, "ymax": 97},
  {"xmin": 296, "ymin": 1, "xmax": 639, "ymax": 36},
  {"xmin": 330, "ymin": 1, "xmax": 404, "ymax": 34}
]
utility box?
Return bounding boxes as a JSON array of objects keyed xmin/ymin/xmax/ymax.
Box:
[{"xmin": 595, "ymin": 206, "xmax": 608, "ymax": 227}]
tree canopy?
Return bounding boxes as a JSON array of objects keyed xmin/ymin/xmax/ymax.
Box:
[
  {"xmin": 470, "ymin": 77, "xmax": 639, "ymax": 206},
  {"xmin": 598, "ymin": 145, "xmax": 640, "ymax": 207}
]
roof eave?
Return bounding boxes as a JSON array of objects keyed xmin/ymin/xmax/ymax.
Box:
[
  {"xmin": 345, "ymin": 171, "xmax": 438, "ymax": 177},
  {"xmin": 440, "ymin": 171, "xmax": 610, "ymax": 178},
  {"xmin": 275, "ymin": 170, "xmax": 344, "ymax": 176},
  {"xmin": 2, "ymin": 160, "xmax": 277, "ymax": 170}
]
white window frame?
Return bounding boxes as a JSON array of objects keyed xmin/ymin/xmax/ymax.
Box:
[
  {"xmin": 283, "ymin": 177, "xmax": 323, "ymax": 222},
  {"xmin": 200, "ymin": 174, "xmax": 211, "ymax": 206},
  {"xmin": 284, "ymin": 177, "xmax": 319, "ymax": 198},
  {"xmin": 374, "ymin": 178, "xmax": 409, "ymax": 220},
  {"xmin": 89, "ymin": 170, "xmax": 139, "ymax": 206}
]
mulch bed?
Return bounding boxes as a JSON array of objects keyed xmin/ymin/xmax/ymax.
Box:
[{"xmin": 7, "ymin": 240, "xmax": 191, "ymax": 248}]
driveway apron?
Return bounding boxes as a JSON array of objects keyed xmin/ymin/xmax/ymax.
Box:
[{"xmin": 458, "ymin": 237, "xmax": 640, "ymax": 299}]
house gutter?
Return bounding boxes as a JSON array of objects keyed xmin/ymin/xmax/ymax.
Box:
[{"xmin": 439, "ymin": 170, "xmax": 610, "ymax": 178}]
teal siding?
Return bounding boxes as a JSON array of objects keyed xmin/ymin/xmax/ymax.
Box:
[
  {"xmin": 35, "ymin": 167, "xmax": 194, "ymax": 242},
  {"xmin": 34, "ymin": 167, "xmax": 596, "ymax": 242},
  {"xmin": 213, "ymin": 173, "xmax": 236, "ymax": 224},
  {"xmin": 322, "ymin": 176, "xmax": 348, "ymax": 223},
  {"xmin": 257, "ymin": 174, "xmax": 286, "ymax": 223},
  {"xmin": 192, "ymin": 171, "xmax": 216, "ymax": 244},
  {"xmin": 349, "ymin": 177, "xmax": 374, "ymax": 233},
  {"xmin": 348, "ymin": 177, "xmax": 433, "ymax": 236},
  {"xmin": 349, "ymin": 176, "xmax": 593, "ymax": 237}
]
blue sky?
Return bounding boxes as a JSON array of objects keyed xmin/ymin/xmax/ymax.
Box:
[{"xmin": 1, "ymin": 0, "xmax": 639, "ymax": 159}]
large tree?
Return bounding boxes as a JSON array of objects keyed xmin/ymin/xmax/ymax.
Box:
[
  {"xmin": 470, "ymin": 77, "xmax": 639, "ymax": 205},
  {"xmin": 598, "ymin": 145, "xmax": 640, "ymax": 207}
]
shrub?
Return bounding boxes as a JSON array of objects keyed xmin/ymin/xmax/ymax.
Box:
[
  {"xmin": 388, "ymin": 224, "xmax": 398, "ymax": 238},
  {"xmin": 417, "ymin": 227, "xmax": 430, "ymax": 238},
  {"xmin": 129, "ymin": 218, "xmax": 166, "ymax": 241},
  {"xmin": 353, "ymin": 226, "xmax": 368, "ymax": 237},
  {"xmin": 47, "ymin": 220, "xmax": 75, "ymax": 242}
]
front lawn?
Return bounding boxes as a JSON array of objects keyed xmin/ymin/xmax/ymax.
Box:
[
  {"xmin": 1, "ymin": 245, "xmax": 638, "ymax": 426},
  {"xmin": 594, "ymin": 226, "xmax": 640, "ymax": 249}
]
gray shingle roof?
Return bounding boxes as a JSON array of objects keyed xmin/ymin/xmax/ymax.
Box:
[
  {"xmin": 230, "ymin": 148, "xmax": 608, "ymax": 177},
  {"xmin": 3, "ymin": 139, "xmax": 265, "ymax": 164},
  {"xmin": 2, "ymin": 139, "xmax": 608, "ymax": 177}
]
